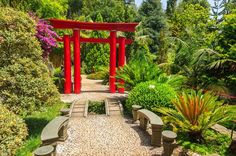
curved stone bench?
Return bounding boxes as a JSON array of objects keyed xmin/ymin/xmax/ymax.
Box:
[
  {"xmin": 137, "ymin": 109, "xmax": 163, "ymax": 146},
  {"xmin": 41, "ymin": 116, "xmax": 69, "ymax": 146}
]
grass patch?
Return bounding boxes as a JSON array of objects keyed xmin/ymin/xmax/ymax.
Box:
[
  {"xmin": 177, "ymin": 129, "xmax": 232, "ymax": 156},
  {"xmin": 16, "ymin": 102, "xmax": 66, "ymax": 156},
  {"xmin": 87, "ymin": 72, "xmax": 105, "ymax": 80},
  {"xmin": 88, "ymin": 101, "xmax": 105, "ymax": 114}
]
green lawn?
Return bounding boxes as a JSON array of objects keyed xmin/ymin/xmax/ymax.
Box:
[{"xmin": 16, "ymin": 102, "xmax": 66, "ymax": 156}]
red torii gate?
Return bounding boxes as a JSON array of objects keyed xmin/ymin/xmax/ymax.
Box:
[{"xmin": 48, "ymin": 19, "xmax": 138, "ymax": 94}]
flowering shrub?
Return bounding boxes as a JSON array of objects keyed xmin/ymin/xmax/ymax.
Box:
[
  {"xmin": 36, "ymin": 19, "xmax": 58, "ymax": 58},
  {"xmin": 28, "ymin": 12, "xmax": 58, "ymax": 58}
]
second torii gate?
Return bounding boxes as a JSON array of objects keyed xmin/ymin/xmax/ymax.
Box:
[{"xmin": 49, "ymin": 19, "xmax": 138, "ymax": 94}]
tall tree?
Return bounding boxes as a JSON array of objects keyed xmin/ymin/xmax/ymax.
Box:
[
  {"xmin": 138, "ymin": 0, "xmax": 167, "ymax": 53},
  {"xmin": 166, "ymin": 0, "xmax": 177, "ymax": 18}
]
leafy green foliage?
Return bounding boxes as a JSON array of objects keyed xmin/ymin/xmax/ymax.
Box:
[
  {"xmin": 0, "ymin": 104, "xmax": 27, "ymax": 156},
  {"xmin": 116, "ymin": 52, "xmax": 186, "ymax": 90},
  {"xmin": 0, "ymin": 59, "xmax": 60, "ymax": 116},
  {"xmin": 177, "ymin": 130, "xmax": 232, "ymax": 156},
  {"xmin": 138, "ymin": 0, "xmax": 166, "ymax": 52},
  {"xmin": 68, "ymin": 0, "xmax": 137, "ymax": 22},
  {"xmin": 157, "ymin": 90, "xmax": 236, "ymax": 142},
  {"xmin": 166, "ymin": 0, "xmax": 177, "ymax": 18},
  {"xmin": 116, "ymin": 60, "xmax": 163, "ymax": 90},
  {"xmin": 87, "ymin": 67, "xmax": 109, "ymax": 80},
  {"xmin": 88, "ymin": 101, "xmax": 105, "ymax": 114},
  {"xmin": 0, "ymin": 7, "xmax": 59, "ymax": 116},
  {"xmin": 83, "ymin": 13, "xmax": 110, "ymax": 74},
  {"xmin": 52, "ymin": 67, "xmax": 64, "ymax": 93},
  {"xmin": 126, "ymin": 81, "xmax": 177, "ymax": 113},
  {"xmin": 0, "ymin": 0, "xmax": 68, "ymax": 18}
]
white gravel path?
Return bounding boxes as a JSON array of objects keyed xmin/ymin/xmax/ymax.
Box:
[
  {"xmin": 56, "ymin": 115, "xmax": 163, "ymax": 156},
  {"xmin": 57, "ymin": 75, "xmax": 186, "ymax": 156}
]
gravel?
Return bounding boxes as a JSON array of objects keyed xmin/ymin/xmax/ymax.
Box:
[{"xmin": 56, "ymin": 115, "xmax": 164, "ymax": 156}]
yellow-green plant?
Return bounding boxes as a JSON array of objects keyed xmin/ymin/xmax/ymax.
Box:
[
  {"xmin": 0, "ymin": 104, "xmax": 27, "ymax": 155},
  {"xmin": 157, "ymin": 90, "xmax": 236, "ymax": 142}
]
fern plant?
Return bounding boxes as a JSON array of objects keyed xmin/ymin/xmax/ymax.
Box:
[
  {"xmin": 116, "ymin": 60, "xmax": 163, "ymax": 90},
  {"xmin": 116, "ymin": 60, "xmax": 186, "ymax": 90},
  {"xmin": 156, "ymin": 90, "xmax": 236, "ymax": 143}
]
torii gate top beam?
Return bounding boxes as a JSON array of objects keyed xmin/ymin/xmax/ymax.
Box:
[{"xmin": 48, "ymin": 19, "xmax": 138, "ymax": 32}]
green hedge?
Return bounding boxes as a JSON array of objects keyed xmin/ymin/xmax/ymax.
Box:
[
  {"xmin": 126, "ymin": 81, "xmax": 176, "ymax": 113},
  {"xmin": 0, "ymin": 7, "xmax": 59, "ymax": 116},
  {"xmin": 0, "ymin": 104, "xmax": 27, "ymax": 155}
]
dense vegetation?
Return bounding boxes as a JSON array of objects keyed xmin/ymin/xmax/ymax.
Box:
[
  {"xmin": 0, "ymin": 0, "xmax": 236, "ymax": 155},
  {"xmin": 0, "ymin": 7, "xmax": 60, "ymax": 116},
  {"xmin": 0, "ymin": 104, "xmax": 27, "ymax": 155},
  {"xmin": 0, "ymin": 7, "xmax": 60, "ymax": 154},
  {"xmin": 126, "ymin": 81, "xmax": 176, "ymax": 112}
]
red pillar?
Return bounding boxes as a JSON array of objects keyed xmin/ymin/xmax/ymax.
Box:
[
  {"xmin": 73, "ymin": 29, "xmax": 81, "ymax": 94},
  {"xmin": 118, "ymin": 37, "xmax": 126, "ymax": 93},
  {"xmin": 109, "ymin": 31, "xmax": 117, "ymax": 93},
  {"xmin": 63, "ymin": 35, "xmax": 71, "ymax": 94}
]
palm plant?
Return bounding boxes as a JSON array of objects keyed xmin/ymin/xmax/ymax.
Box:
[
  {"xmin": 157, "ymin": 90, "xmax": 236, "ymax": 143},
  {"xmin": 194, "ymin": 48, "xmax": 236, "ymax": 73}
]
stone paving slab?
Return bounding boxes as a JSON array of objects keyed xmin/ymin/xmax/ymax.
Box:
[{"xmin": 61, "ymin": 75, "xmax": 128, "ymax": 103}]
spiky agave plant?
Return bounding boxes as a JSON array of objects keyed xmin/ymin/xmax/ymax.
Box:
[{"xmin": 156, "ymin": 90, "xmax": 236, "ymax": 143}]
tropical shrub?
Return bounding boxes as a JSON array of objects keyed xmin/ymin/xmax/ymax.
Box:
[
  {"xmin": 157, "ymin": 90, "xmax": 236, "ymax": 143},
  {"xmin": 126, "ymin": 81, "xmax": 177, "ymax": 113},
  {"xmin": 116, "ymin": 60, "xmax": 163, "ymax": 90},
  {"xmin": 0, "ymin": 7, "xmax": 59, "ymax": 116},
  {"xmin": 116, "ymin": 60, "xmax": 186, "ymax": 90},
  {"xmin": 0, "ymin": 104, "xmax": 27, "ymax": 155}
]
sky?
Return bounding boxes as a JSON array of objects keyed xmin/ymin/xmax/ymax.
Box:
[{"xmin": 135, "ymin": 0, "xmax": 215, "ymax": 9}]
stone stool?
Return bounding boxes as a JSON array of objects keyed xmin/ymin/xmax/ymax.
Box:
[
  {"xmin": 132, "ymin": 105, "xmax": 142, "ymax": 123},
  {"xmin": 33, "ymin": 145, "xmax": 55, "ymax": 156},
  {"xmin": 60, "ymin": 108, "xmax": 70, "ymax": 116},
  {"xmin": 162, "ymin": 130, "xmax": 177, "ymax": 156}
]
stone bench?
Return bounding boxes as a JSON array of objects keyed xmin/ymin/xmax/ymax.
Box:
[
  {"xmin": 137, "ymin": 109, "xmax": 163, "ymax": 146},
  {"xmin": 33, "ymin": 145, "xmax": 54, "ymax": 156},
  {"xmin": 41, "ymin": 116, "xmax": 69, "ymax": 146},
  {"xmin": 162, "ymin": 130, "xmax": 177, "ymax": 156}
]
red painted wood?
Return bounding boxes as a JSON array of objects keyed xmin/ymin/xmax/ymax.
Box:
[
  {"xmin": 63, "ymin": 35, "xmax": 71, "ymax": 94},
  {"xmin": 48, "ymin": 19, "xmax": 138, "ymax": 32},
  {"xmin": 118, "ymin": 37, "xmax": 126, "ymax": 93},
  {"xmin": 73, "ymin": 30, "xmax": 81, "ymax": 94},
  {"xmin": 109, "ymin": 31, "xmax": 117, "ymax": 93},
  {"xmin": 57, "ymin": 37, "xmax": 133, "ymax": 44},
  {"xmin": 81, "ymin": 37, "xmax": 109, "ymax": 43}
]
